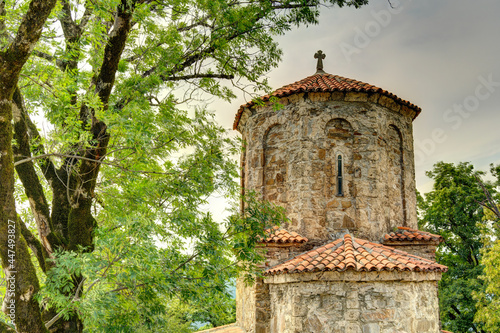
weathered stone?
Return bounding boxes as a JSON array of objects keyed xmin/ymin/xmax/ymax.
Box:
[
  {"xmin": 318, "ymin": 149, "xmax": 326, "ymax": 160},
  {"xmin": 378, "ymin": 95, "xmax": 401, "ymax": 112},
  {"xmin": 345, "ymin": 92, "xmax": 368, "ymax": 102},
  {"xmin": 342, "ymin": 201, "xmax": 353, "ymax": 209},
  {"xmin": 235, "ymin": 71, "xmax": 440, "ymax": 333},
  {"xmin": 362, "ymin": 323, "xmax": 380, "ymax": 333}
]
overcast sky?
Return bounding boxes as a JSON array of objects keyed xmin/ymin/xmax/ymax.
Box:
[{"xmin": 211, "ymin": 0, "xmax": 500, "ymax": 196}]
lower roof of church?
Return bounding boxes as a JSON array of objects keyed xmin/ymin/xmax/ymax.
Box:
[
  {"xmin": 383, "ymin": 226, "xmax": 443, "ymax": 243},
  {"xmin": 265, "ymin": 233, "xmax": 448, "ymax": 276}
]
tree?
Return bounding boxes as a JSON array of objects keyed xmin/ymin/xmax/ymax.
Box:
[
  {"xmin": 418, "ymin": 162, "xmax": 493, "ymax": 333},
  {"xmin": 473, "ymin": 164, "xmax": 500, "ymax": 332},
  {"xmin": 0, "ymin": 1, "xmax": 59, "ymax": 332},
  {"xmin": 0, "ymin": 0, "xmax": 368, "ymax": 332}
]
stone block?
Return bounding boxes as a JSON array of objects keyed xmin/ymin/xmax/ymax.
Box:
[
  {"xmin": 309, "ymin": 92, "xmax": 331, "ymax": 102},
  {"xmin": 362, "ymin": 324, "xmax": 380, "ymax": 333},
  {"xmin": 361, "ymin": 309, "xmax": 395, "ymax": 321},
  {"xmin": 416, "ymin": 319, "xmax": 433, "ymax": 331},
  {"xmin": 346, "ymin": 323, "xmax": 362, "ymax": 333},
  {"xmin": 368, "ymin": 93, "xmax": 380, "ymax": 103},
  {"xmin": 331, "ymin": 91, "xmax": 345, "ymax": 101},
  {"xmin": 345, "ymin": 309, "xmax": 360, "ymax": 321},
  {"xmin": 378, "ymin": 95, "xmax": 400, "ymax": 112},
  {"xmin": 342, "ymin": 201, "xmax": 353, "ymax": 209},
  {"xmin": 345, "ymin": 92, "xmax": 368, "ymax": 102},
  {"xmin": 347, "ymin": 298, "xmax": 359, "ymax": 309}
]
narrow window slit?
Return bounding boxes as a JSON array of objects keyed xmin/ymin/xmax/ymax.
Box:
[{"xmin": 337, "ymin": 155, "xmax": 343, "ymax": 196}]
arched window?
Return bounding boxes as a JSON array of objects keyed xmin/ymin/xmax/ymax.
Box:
[
  {"xmin": 263, "ymin": 124, "xmax": 287, "ymax": 203},
  {"xmin": 337, "ymin": 154, "xmax": 343, "ymax": 196},
  {"xmin": 388, "ymin": 125, "xmax": 406, "ymax": 226}
]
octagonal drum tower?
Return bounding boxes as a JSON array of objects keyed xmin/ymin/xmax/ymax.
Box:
[
  {"xmin": 228, "ymin": 52, "xmax": 446, "ymax": 333},
  {"xmin": 235, "ymin": 55, "xmax": 419, "ymax": 245}
]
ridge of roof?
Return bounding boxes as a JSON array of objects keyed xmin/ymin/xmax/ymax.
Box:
[
  {"xmin": 383, "ymin": 226, "xmax": 443, "ymax": 243},
  {"xmin": 265, "ymin": 234, "xmax": 447, "ymax": 276},
  {"xmin": 260, "ymin": 226, "xmax": 308, "ymax": 244},
  {"xmin": 233, "ymin": 72, "xmax": 422, "ymax": 130}
]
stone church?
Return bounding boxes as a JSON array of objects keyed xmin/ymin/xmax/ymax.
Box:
[{"xmin": 200, "ymin": 52, "xmax": 448, "ymax": 333}]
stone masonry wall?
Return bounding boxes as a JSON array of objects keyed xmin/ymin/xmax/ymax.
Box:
[
  {"xmin": 384, "ymin": 242, "xmax": 439, "ymax": 261},
  {"xmin": 238, "ymin": 92, "xmax": 418, "ymax": 243},
  {"xmin": 237, "ymin": 277, "xmax": 269, "ymax": 333},
  {"xmin": 266, "ymin": 275, "xmax": 440, "ymax": 333},
  {"xmin": 260, "ymin": 240, "xmax": 325, "ymax": 268}
]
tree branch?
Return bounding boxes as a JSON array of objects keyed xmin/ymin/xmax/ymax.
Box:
[
  {"xmin": 0, "ymin": 0, "xmax": 10, "ymax": 50},
  {"xmin": 0, "ymin": 320, "xmax": 15, "ymax": 332},
  {"xmin": 15, "ymin": 152, "xmax": 176, "ymax": 176},
  {"xmin": 90, "ymin": 0, "xmax": 136, "ymax": 110},
  {"xmin": 476, "ymin": 175, "xmax": 500, "ymax": 219},
  {"xmin": 32, "ymin": 50, "xmax": 66, "ymax": 71},
  {"xmin": 44, "ymin": 277, "xmax": 86, "ymax": 329},
  {"xmin": 19, "ymin": 216, "xmax": 49, "ymax": 272},
  {"xmin": 12, "ymin": 87, "xmax": 63, "ymax": 253},
  {"xmin": 0, "ymin": 0, "xmax": 58, "ymax": 91},
  {"xmin": 0, "ymin": 2, "xmax": 58, "ymax": 328},
  {"xmin": 162, "ymin": 73, "xmax": 235, "ymax": 81},
  {"xmin": 69, "ymin": 0, "xmax": 136, "ymax": 252},
  {"xmin": 77, "ymin": 2, "xmax": 93, "ymax": 30}
]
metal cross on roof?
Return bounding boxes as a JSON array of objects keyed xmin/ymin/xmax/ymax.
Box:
[{"xmin": 314, "ymin": 50, "xmax": 326, "ymax": 74}]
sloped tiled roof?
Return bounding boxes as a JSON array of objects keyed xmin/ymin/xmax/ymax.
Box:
[
  {"xmin": 196, "ymin": 323, "xmax": 244, "ymax": 333},
  {"xmin": 260, "ymin": 226, "xmax": 308, "ymax": 245},
  {"xmin": 265, "ymin": 234, "xmax": 447, "ymax": 275},
  {"xmin": 233, "ymin": 73, "xmax": 422, "ymax": 129},
  {"xmin": 384, "ymin": 227, "xmax": 443, "ymax": 243}
]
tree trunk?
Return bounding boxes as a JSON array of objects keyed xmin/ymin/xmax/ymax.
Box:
[{"xmin": 0, "ymin": 0, "xmax": 57, "ymax": 332}]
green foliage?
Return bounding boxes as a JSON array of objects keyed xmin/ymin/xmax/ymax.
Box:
[
  {"xmin": 473, "ymin": 163, "xmax": 500, "ymax": 332},
  {"xmin": 37, "ymin": 193, "xmax": 285, "ymax": 332},
  {"xmin": 475, "ymin": 239, "xmax": 500, "ymax": 332},
  {"xmin": 418, "ymin": 162, "xmax": 491, "ymax": 333},
  {"xmin": 3, "ymin": 0, "xmax": 368, "ymax": 330}
]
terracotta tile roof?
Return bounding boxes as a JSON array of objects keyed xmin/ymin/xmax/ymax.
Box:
[
  {"xmin": 233, "ymin": 73, "xmax": 422, "ymax": 129},
  {"xmin": 260, "ymin": 226, "xmax": 308, "ymax": 244},
  {"xmin": 265, "ymin": 234, "xmax": 447, "ymax": 275},
  {"xmin": 384, "ymin": 227, "xmax": 443, "ymax": 243},
  {"xmin": 196, "ymin": 323, "xmax": 244, "ymax": 333}
]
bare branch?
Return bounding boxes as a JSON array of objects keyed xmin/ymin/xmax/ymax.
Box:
[
  {"xmin": 14, "ymin": 152, "xmax": 177, "ymax": 176},
  {"xmin": 32, "ymin": 50, "xmax": 66, "ymax": 70},
  {"xmin": 476, "ymin": 175, "xmax": 500, "ymax": 219},
  {"xmin": 19, "ymin": 73, "xmax": 58, "ymax": 97},
  {"xmin": 162, "ymin": 73, "xmax": 235, "ymax": 81}
]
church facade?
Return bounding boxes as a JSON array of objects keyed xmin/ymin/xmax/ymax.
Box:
[{"xmin": 201, "ymin": 52, "xmax": 447, "ymax": 333}]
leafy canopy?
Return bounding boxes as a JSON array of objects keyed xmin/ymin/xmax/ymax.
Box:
[
  {"xmin": 473, "ymin": 164, "xmax": 500, "ymax": 332},
  {"xmin": 0, "ymin": 0, "xmax": 368, "ymax": 331},
  {"xmin": 418, "ymin": 162, "xmax": 493, "ymax": 333}
]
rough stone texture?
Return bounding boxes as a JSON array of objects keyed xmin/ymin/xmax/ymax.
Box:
[
  {"xmin": 383, "ymin": 242, "xmax": 439, "ymax": 261},
  {"xmin": 237, "ymin": 277, "xmax": 270, "ymax": 333},
  {"xmin": 237, "ymin": 278, "xmax": 256, "ymax": 332},
  {"xmin": 261, "ymin": 245, "xmax": 307, "ymax": 268},
  {"xmin": 238, "ymin": 92, "xmax": 418, "ymax": 243},
  {"xmin": 233, "ymin": 87, "xmax": 443, "ymax": 333},
  {"xmin": 266, "ymin": 272, "xmax": 441, "ymax": 333}
]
